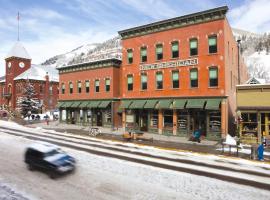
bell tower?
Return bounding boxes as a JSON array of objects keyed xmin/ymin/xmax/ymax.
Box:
[{"xmin": 4, "ymin": 41, "xmax": 31, "ymax": 109}]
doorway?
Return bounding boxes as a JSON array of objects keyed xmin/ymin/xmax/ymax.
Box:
[
  {"xmin": 140, "ymin": 110, "xmax": 148, "ymax": 131},
  {"xmin": 190, "ymin": 110, "xmax": 206, "ymax": 136},
  {"xmin": 96, "ymin": 111, "xmax": 103, "ymax": 126}
]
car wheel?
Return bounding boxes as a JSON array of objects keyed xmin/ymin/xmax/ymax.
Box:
[
  {"xmin": 27, "ymin": 164, "xmax": 35, "ymax": 171},
  {"xmin": 49, "ymin": 172, "xmax": 57, "ymax": 179}
]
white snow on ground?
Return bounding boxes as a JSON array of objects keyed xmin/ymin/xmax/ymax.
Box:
[{"xmin": 0, "ymin": 131, "xmax": 270, "ymax": 200}]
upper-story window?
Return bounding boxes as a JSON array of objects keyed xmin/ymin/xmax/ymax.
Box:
[
  {"xmin": 105, "ymin": 78, "xmax": 110, "ymax": 92},
  {"xmin": 156, "ymin": 72, "xmax": 163, "ymax": 89},
  {"xmin": 77, "ymin": 81, "xmax": 82, "ymax": 93},
  {"xmin": 61, "ymin": 83, "xmax": 65, "ymax": 94},
  {"xmin": 85, "ymin": 80, "xmax": 90, "ymax": 93},
  {"xmin": 141, "ymin": 73, "xmax": 147, "ymax": 90},
  {"xmin": 95, "ymin": 80, "xmax": 100, "ymax": 93},
  {"xmin": 49, "ymin": 85, "xmax": 53, "ymax": 95},
  {"xmin": 172, "ymin": 70, "xmax": 179, "ymax": 89},
  {"xmin": 190, "ymin": 38, "xmax": 198, "ymax": 56},
  {"xmin": 208, "ymin": 35, "xmax": 217, "ymax": 54},
  {"xmin": 171, "ymin": 41, "xmax": 179, "ymax": 58},
  {"xmin": 69, "ymin": 82, "xmax": 73, "ymax": 94},
  {"xmin": 127, "ymin": 49, "xmax": 133, "ymax": 64},
  {"xmin": 190, "ymin": 68, "xmax": 198, "ymax": 88},
  {"xmin": 156, "ymin": 44, "xmax": 163, "ymax": 60},
  {"xmin": 140, "ymin": 47, "xmax": 147, "ymax": 62},
  {"xmin": 209, "ymin": 67, "xmax": 218, "ymax": 87},
  {"xmin": 127, "ymin": 75, "xmax": 133, "ymax": 91}
]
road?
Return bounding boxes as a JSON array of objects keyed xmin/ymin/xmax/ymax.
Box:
[{"xmin": 0, "ymin": 123, "xmax": 270, "ymax": 200}]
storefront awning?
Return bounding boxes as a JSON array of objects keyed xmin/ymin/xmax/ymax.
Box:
[
  {"xmin": 64, "ymin": 101, "xmax": 74, "ymax": 108},
  {"xmin": 98, "ymin": 101, "xmax": 111, "ymax": 108},
  {"xmin": 173, "ymin": 99, "xmax": 187, "ymax": 109},
  {"xmin": 79, "ymin": 101, "xmax": 90, "ymax": 108},
  {"xmin": 119, "ymin": 100, "xmax": 133, "ymax": 109},
  {"xmin": 88, "ymin": 101, "xmax": 101, "ymax": 108},
  {"xmin": 129, "ymin": 100, "xmax": 147, "ymax": 109},
  {"xmin": 186, "ymin": 99, "xmax": 206, "ymax": 109},
  {"xmin": 56, "ymin": 102, "xmax": 65, "ymax": 108},
  {"xmin": 205, "ymin": 99, "xmax": 221, "ymax": 110},
  {"xmin": 144, "ymin": 100, "xmax": 158, "ymax": 109},
  {"xmin": 157, "ymin": 100, "xmax": 172, "ymax": 109},
  {"xmin": 70, "ymin": 101, "xmax": 81, "ymax": 108}
]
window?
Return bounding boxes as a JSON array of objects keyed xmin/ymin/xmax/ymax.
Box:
[
  {"xmin": 105, "ymin": 78, "xmax": 110, "ymax": 92},
  {"xmin": 209, "ymin": 67, "xmax": 218, "ymax": 87},
  {"xmin": 127, "ymin": 75, "xmax": 133, "ymax": 91},
  {"xmin": 208, "ymin": 35, "xmax": 217, "ymax": 53},
  {"xmin": 141, "ymin": 73, "xmax": 147, "ymax": 90},
  {"xmin": 140, "ymin": 47, "xmax": 147, "ymax": 62},
  {"xmin": 190, "ymin": 38, "xmax": 198, "ymax": 56},
  {"xmin": 95, "ymin": 80, "xmax": 100, "ymax": 92},
  {"xmin": 172, "ymin": 70, "xmax": 179, "ymax": 88},
  {"xmin": 156, "ymin": 44, "xmax": 163, "ymax": 60},
  {"xmin": 171, "ymin": 41, "xmax": 179, "ymax": 58},
  {"xmin": 77, "ymin": 81, "xmax": 82, "ymax": 93},
  {"xmin": 61, "ymin": 83, "xmax": 65, "ymax": 94},
  {"xmin": 164, "ymin": 110, "xmax": 173, "ymax": 129},
  {"xmin": 40, "ymin": 85, "xmax": 43, "ymax": 93},
  {"xmin": 85, "ymin": 80, "xmax": 90, "ymax": 93},
  {"xmin": 208, "ymin": 111, "xmax": 221, "ymax": 132},
  {"xmin": 49, "ymin": 85, "xmax": 53, "ymax": 95},
  {"xmin": 127, "ymin": 49, "xmax": 133, "ymax": 64},
  {"xmin": 190, "ymin": 69, "xmax": 198, "ymax": 88},
  {"xmin": 156, "ymin": 72, "xmax": 163, "ymax": 89},
  {"xmin": 69, "ymin": 82, "xmax": 73, "ymax": 94},
  {"xmin": 150, "ymin": 111, "xmax": 158, "ymax": 128}
]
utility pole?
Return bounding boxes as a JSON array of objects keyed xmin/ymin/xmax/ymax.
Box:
[{"xmin": 237, "ymin": 39, "xmax": 241, "ymax": 84}]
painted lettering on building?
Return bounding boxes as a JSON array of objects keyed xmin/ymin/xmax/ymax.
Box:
[{"xmin": 139, "ymin": 58, "xmax": 198, "ymax": 71}]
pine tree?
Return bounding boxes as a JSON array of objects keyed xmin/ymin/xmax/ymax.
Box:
[{"xmin": 16, "ymin": 81, "xmax": 42, "ymax": 117}]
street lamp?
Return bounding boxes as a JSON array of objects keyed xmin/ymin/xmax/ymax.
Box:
[{"xmin": 237, "ymin": 39, "xmax": 241, "ymax": 84}]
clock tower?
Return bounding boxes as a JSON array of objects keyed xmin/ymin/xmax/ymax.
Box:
[{"xmin": 4, "ymin": 41, "xmax": 31, "ymax": 109}]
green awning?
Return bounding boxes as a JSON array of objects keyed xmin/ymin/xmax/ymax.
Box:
[
  {"xmin": 186, "ymin": 99, "xmax": 206, "ymax": 109},
  {"xmin": 144, "ymin": 100, "xmax": 158, "ymax": 109},
  {"xmin": 64, "ymin": 101, "xmax": 74, "ymax": 108},
  {"xmin": 56, "ymin": 102, "xmax": 65, "ymax": 108},
  {"xmin": 70, "ymin": 101, "xmax": 81, "ymax": 108},
  {"xmin": 129, "ymin": 100, "xmax": 147, "ymax": 109},
  {"xmin": 157, "ymin": 100, "xmax": 172, "ymax": 109},
  {"xmin": 89, "ymin": 101, "xmax": 101, "ymax": 108},
  {"xmin": 79, "ymin": 101, "xmax": 90, "ymax": 108},
  {"xmin": 173, "ymin": 99, "xmax": 187, "ymax": 109},
  {"xmin": 119, "ymin": 100, "xmax": 133, "ymax": 109},
  {"xmin": 205, "ymin": 99, "xmax": 221, "ymax": 110},
  {"xmin": 98, "ymin": 101, "xmax": 111, "ymax": 108}
]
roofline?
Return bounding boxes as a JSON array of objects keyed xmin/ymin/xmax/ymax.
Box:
[{"xmin": 118, "ymin": 6, "xmax": 228, "ymax": 39}]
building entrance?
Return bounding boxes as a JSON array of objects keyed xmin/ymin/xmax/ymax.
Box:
[
  {"xmin": 96, "ymin": 111, "xmax": 103, "ymax": 126},
  {"xmin": 190, "ymin": 110, "xmax": 206, "ymax": 136}
]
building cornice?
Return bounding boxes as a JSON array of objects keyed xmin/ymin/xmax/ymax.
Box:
[
  {"xmin": 118, "ymin": 6, "xmax": 228, "ymax": 39},
  {"xmin": 58, "ymin": 58, "xmax": 122, "ymax": 74}
]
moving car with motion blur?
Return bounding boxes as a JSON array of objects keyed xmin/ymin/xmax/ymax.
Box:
[{"xmin": 24, "ymin": 141, "xmax": 76, "ymax": 178}]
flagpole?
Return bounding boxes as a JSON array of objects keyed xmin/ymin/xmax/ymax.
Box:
[{"xmin": 17, "ymin": 12, "xmax": 20, "ymax": 41}]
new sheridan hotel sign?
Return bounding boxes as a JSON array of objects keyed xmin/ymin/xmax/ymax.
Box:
[{"xmin": 140, "ymin": 58, "xmax": 198, "ymax": 71}]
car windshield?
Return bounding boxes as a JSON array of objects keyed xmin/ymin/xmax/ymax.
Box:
[{"xmin": 44, "ymin": 149, "xmax": 60, "ymax": 157}]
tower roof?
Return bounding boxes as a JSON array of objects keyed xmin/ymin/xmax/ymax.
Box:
[{"xmin": 6, "ymin": 41, "xmax": 31, "ymax": 60}]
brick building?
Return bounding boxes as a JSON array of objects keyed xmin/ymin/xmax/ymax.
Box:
[
  {"xmin": 0, "ymin": 41, "xmax": 59, "ymax": 113},
  {"xmin": 58, "ymin": 6, "xmax": 248, "ymax": 140}
]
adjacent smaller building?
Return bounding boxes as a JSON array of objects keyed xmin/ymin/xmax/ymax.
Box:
[{"xmin": 237, "ymin": 82, "xmax": 270, "ymax": 144}]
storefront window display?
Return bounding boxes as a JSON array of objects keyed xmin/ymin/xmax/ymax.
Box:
[
  {"xmin": 240, "ymin": 113, "xmax": 258, "ymax": 137},
  {"xmin": 177, "ymin": 111, "xmax": 188, "ymax": 133},
  {"xmin": 163, "ymin": 110, "xmax": 173, "ymax": 129},
  {"xmin": 208, "ymin": 111, "xmax": 221, "ymax": 132},
  {"xmin": 150, "ymin": 110, "xmax": 158, "ymax": 129}
]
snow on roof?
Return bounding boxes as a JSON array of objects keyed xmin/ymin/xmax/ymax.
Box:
[
  {"xmin": 6, "ymin": 41, "xmax": 31, "ymax": 59},
  {"xmin": 28, "ymin": 141, "xmax": 59, "ymax": 153},
  {"xmin": 14, "ymin": 64, "xmax": 59, "ymax": 82}
]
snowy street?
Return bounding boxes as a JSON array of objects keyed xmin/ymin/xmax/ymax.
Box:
[{"xmin": 0, "ymin": 121, "xmax": 270, "ymax": 199}]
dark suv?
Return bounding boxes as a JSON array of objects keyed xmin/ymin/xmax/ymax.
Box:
[{"xmin": 24, "ymin": 141, "xmax": 76, "ymax": 178}]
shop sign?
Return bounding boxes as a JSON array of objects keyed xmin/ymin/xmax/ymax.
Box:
[
  {"xmin": 140, "ymin": 58, "xmax": 198, "ymax": 71},
  {"xmin": 126, "ymin": 114, "xmax": 134, "ymax": 123}
]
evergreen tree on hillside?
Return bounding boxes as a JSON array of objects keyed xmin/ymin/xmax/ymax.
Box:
[{"xmin": 16, "ymin": 81, "xmax": 41, "ymax": 117}]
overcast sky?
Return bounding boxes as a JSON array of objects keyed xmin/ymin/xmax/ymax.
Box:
[{"xmin": 0, "ymin": 0, "xmax": 270, "ymax": 76}]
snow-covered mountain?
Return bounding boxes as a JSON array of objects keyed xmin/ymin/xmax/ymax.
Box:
[
  {"xmin": 41, "ymin": 29, "xmax": 270, "ymax": 83},
  {"xmin": 42, "ymin": 36, "xmax": 122, "ymax": 68}
]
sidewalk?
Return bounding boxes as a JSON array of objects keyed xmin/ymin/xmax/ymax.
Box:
[{"xmin": 26, "ymin": 120, "xmax": 270, "ymax": 160}]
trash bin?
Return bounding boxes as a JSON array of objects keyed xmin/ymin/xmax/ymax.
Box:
[{"xmin": 250, "ymin": 144, "xmax": 258, "ymax": 160}]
